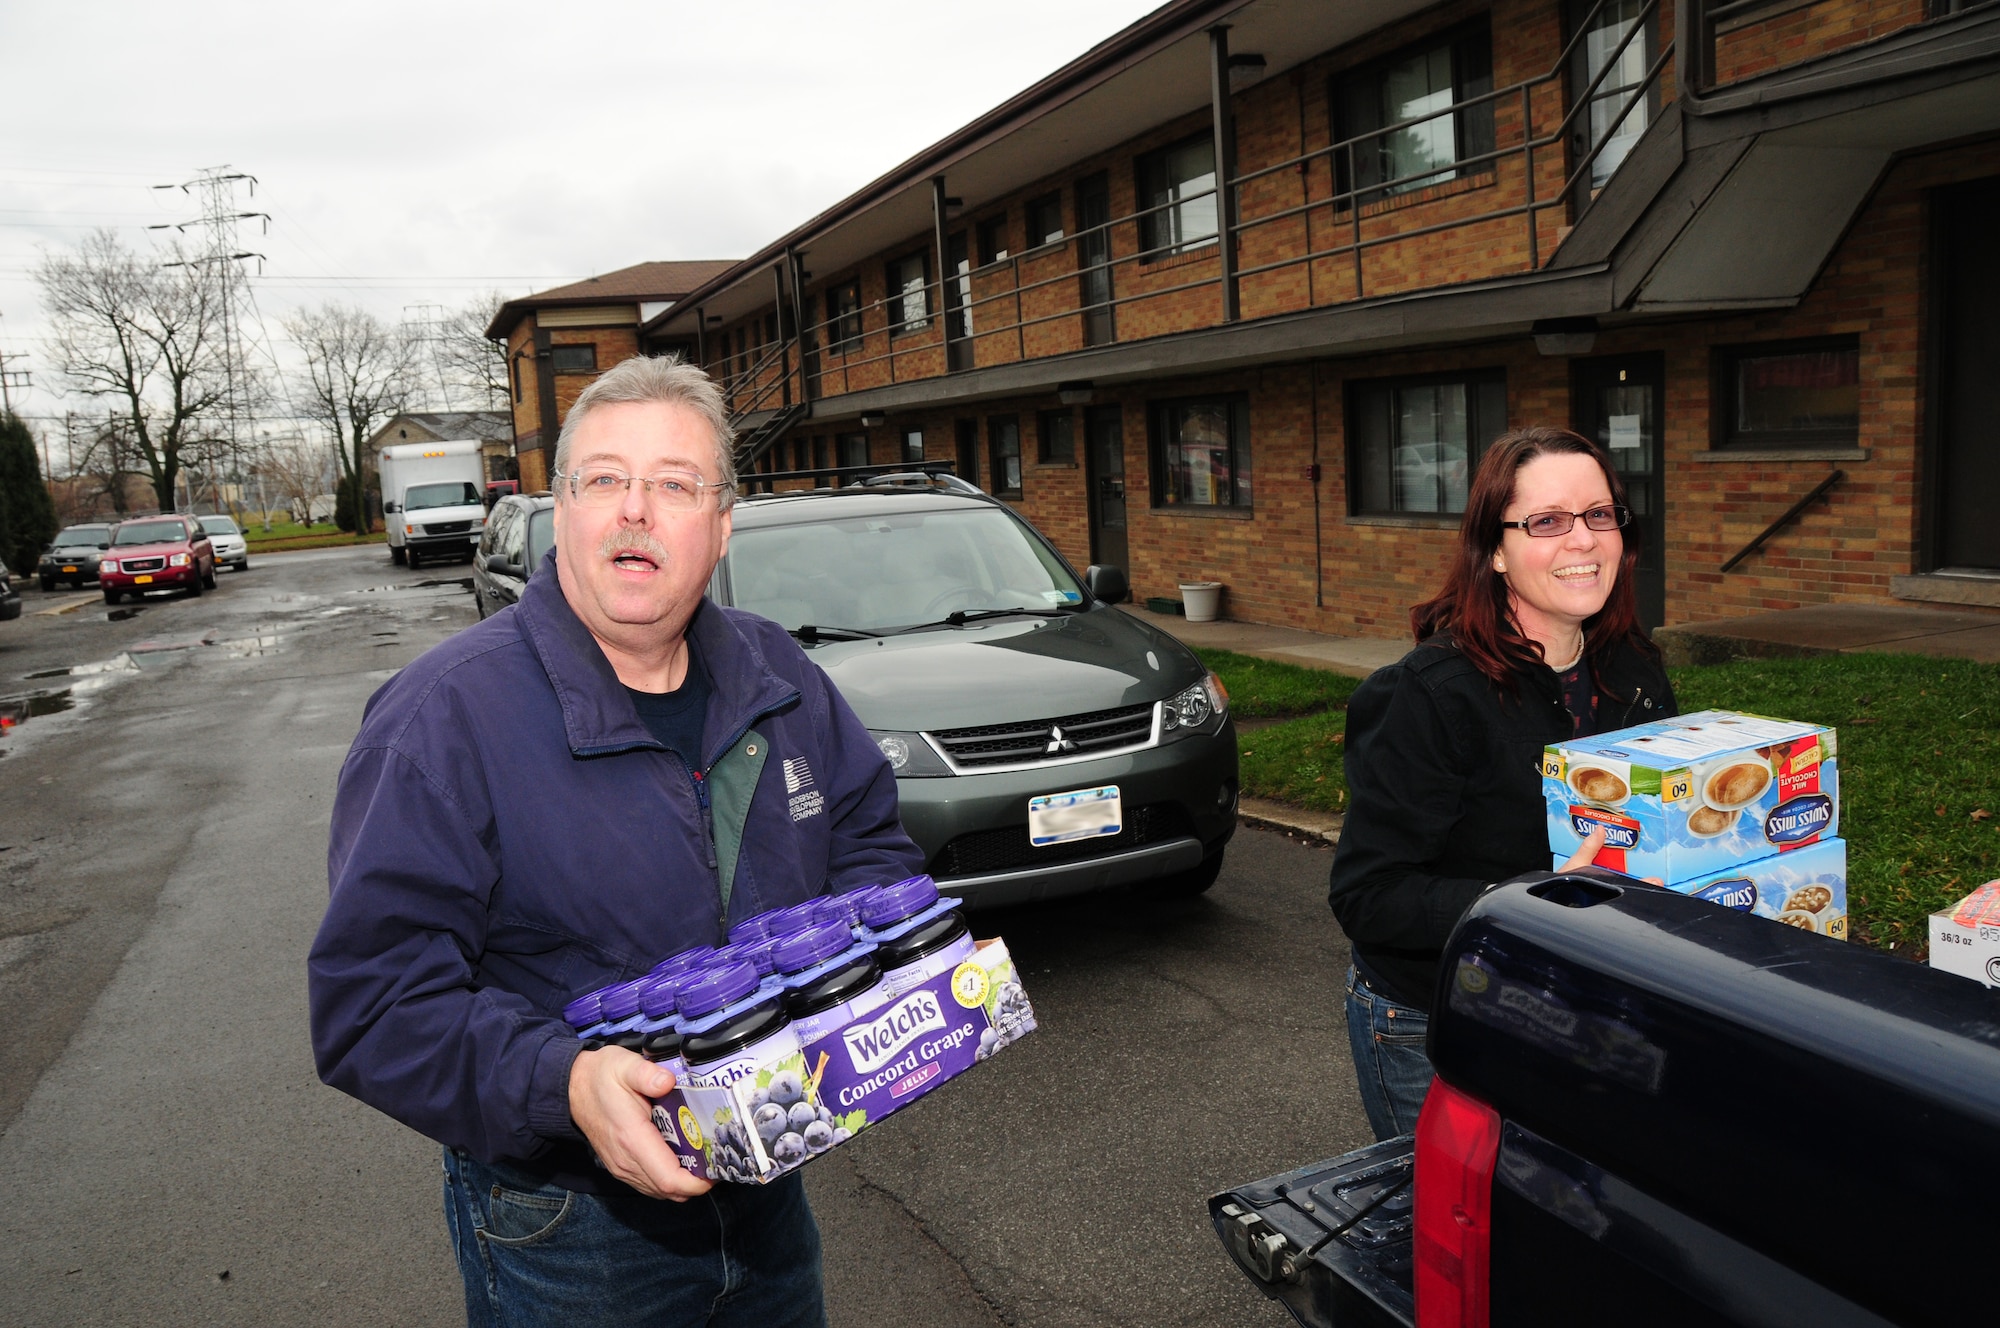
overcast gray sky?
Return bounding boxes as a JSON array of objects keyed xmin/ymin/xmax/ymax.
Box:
[{"xmin": 0, "ymin": 0, "xmax": 1160, "ymax": 427}]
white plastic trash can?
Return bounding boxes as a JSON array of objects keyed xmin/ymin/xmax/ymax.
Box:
[{"xmin": 1179, "ymin": 581, "xmax": 1223, "ymax": 623}]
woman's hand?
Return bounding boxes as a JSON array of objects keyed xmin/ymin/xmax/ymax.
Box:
[{"xmin": 1558, "ymin": 826, "xmax": 1608, "ymax": 873}]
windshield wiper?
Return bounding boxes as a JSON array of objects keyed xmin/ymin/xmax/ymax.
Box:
[
  {"xmin": 888, "ymin": 606, "xmax": 1079, "ymax": 634},
  {"xmin": 789, "ymin": 624, "xmax": 882, "ymax": 643}
]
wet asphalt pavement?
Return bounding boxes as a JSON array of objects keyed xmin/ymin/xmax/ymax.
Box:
[{"xmin": 0, "ymin": 546, "xmax": 1372, "ymax": 1326}]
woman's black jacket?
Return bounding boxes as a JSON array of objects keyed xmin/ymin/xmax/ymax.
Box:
[{"xmin": 1327, "ymin": 633, "xmax": 1677, "ymax": 1013}]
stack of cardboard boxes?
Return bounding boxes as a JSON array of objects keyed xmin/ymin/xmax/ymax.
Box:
[{"xmin": 1544, "ymin": 710, "xmax": 1847, "ymax": 939}]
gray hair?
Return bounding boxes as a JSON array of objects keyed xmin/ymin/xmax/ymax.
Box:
[{"xmin": 552, "ymin": 355, "xmax": 737, "ymax": 510}]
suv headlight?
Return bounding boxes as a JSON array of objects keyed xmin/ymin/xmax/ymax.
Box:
[
  {"xmin": 870, "ymin": 730, "xmax": 953, "ymax": 778},
  {"xmin": 1160, "ymin": 672, "xmax": 1228, "ymax": 737},
  {"xmin": 100, "ymin": 559, "xmax": 118, "ymax": 573},
  {"xmin": 169, "ymin": 553, "xmax": 191, "ymax": 567}
]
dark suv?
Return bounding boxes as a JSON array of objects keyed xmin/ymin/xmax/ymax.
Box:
[
  {"xmin": 472, "ymin": 492, "xmax": 555, "ymax": 617},
  {"xmin": 714, "ymin": 476, "xmax": 1237, "ymax": 907},
  {"xmin": 38, "ymin": 523, "xmax": 113, "ymax": 590}
]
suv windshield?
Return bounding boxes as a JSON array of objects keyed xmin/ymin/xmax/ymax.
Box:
[
  {"xmin": 727, "ymin": 507, "xmax": 1084, "ymax": 632},
  {"xmin": 525, "ymin": 508, "xmax": 555, "ymax": 570},
  {"xmin": 113, "ymin": 520, "xmax": 189, "ymax": 546},
  {"xmin": 406, "ymin": 481, "xmax": 479, "ymax": 510},
  {"xmin": 56, "ymin": 526, "xmax": 110, "ymax": 546},
  {"xmin": 199, "ymin": 516, "xmax": 240, "ymax": 535}
]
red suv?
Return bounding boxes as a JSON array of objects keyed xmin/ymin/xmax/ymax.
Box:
[{"xmin": 100, "ymin": 515, "xmax": 218, "ymax": 604}]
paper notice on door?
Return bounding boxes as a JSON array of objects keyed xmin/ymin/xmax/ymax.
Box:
[{"xmin": 1608, "ymin": 414, "xmax": 1643, "ymax": 450}]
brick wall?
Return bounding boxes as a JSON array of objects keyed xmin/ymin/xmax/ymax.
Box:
[{"xmin": 1711, "ymin": 0, "xmax": 1928, "ymax": 85}]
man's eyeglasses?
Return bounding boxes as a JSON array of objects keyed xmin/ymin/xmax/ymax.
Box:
[
  {"xmin": 1499, "ymin": 505, "xmax": 1631, "ymax": 538},
  {"xmin": 566, "ymin": 468, "xmax": 730, "ymax": 511}
]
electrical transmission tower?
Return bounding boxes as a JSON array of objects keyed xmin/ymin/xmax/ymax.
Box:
[
  {"xmin": 151, "ymin": 166, "xmax": 269, "ymax": 513},
  {"xmin": 402, "ymin": 302, "xmax": 453, "ymax": 410},
  {"xmin": 0, "ymin": 309, "xmax": 31, "ymax": 415}
]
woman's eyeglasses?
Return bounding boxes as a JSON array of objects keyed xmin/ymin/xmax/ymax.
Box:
[{"xmin": 1499, "ymin": 505, "xmax": 1631, "ymax": 538}]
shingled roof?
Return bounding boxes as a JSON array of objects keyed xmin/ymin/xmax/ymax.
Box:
[{"xmin": 486, "ymin": 260, "xmax": 739, "ymax": 339}]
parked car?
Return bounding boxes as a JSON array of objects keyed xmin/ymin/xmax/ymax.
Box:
[
  {"xmin": 99, "ymin": 515, "xmax": 217, "ymax": 603},
  {"xmin": 713, "ymin": 474, "xmax": 1237, "ymax": 907},
  {"xmin": 37, "ymin": 523, "xmax": 114, "ymax": 590},
  {"xmin": 1210, "ymin": 870, "xmax": 2000, "ymax": 1327},
  {"xmin": 472, "ymin": 492, "xmax": 554, "ymax": 617},
  {"xmin": 0, "ymin": 566, "xmax": 20, "ymax": 621},
  {"xmin": 197, "ymin": 514, "xmax": 250, "ymax": 572}
]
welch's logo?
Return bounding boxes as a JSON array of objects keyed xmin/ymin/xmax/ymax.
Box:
[
  {"xmin": 1695, "ymin": 878, "xmax": 1757, "ymax": 912},
  {"xmin": 1764, "ymin": 794, "xmax": 1832, "ymax": 845},
  {"xmin": 1569, "ymin": 807, "xmax": 1640, "ymax": 850},
  {"xmin": 842, "ymin": 990, "xmax": 946, "ymax": 1074}
]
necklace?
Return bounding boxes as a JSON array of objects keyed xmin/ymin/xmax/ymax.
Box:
[{"xmin": 1548, "ymin": 635, "xmax": 1586, "ymax": 672}]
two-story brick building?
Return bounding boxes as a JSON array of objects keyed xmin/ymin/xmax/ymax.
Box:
[
  {"xmin": 642, "ymin": 0, "xmax": 2000, "ymax": 637},
  {"xmin": 487, "ymin": 259, "xmax": 737, "ymax": 492}
]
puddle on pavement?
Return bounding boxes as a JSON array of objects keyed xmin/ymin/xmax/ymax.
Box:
[
  {"xmin": 24, "ymin": 654, "xmax": 143, "ymax": 681},
  {"xmin": 218, "ymin": 632, "xmax": 284, "ymax": 658},
  {"xmin": 354, "ymin": 578, "xmax": 474, "ymax": 594},
  {"xmin": 106, "ymin": 606, "xmax": 145, "ymax": 622},
  {"xmin": 0, "ymin": 689, "xmax": 76, "ymax": 731}
]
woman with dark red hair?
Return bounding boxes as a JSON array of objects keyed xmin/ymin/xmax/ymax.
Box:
[{"xmin": 1328, "ymin": 426, "xmax": 1677, "ymax": 1139}]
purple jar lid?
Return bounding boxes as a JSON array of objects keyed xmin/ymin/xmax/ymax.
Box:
[
  {"xmin": 717, "ymin": 937, "xmax": 781, "ymax": 978},
  {"xmin": 815, "ymin": 890, "xmax": 874, "ymax": 929},
  {"xmin": 638, "ymin": 971, "xmax": 691, "ymax": 1020},
  {"xmin": 598, "ymin": 978, "xmax": 646, "ymax": 1022},
  {"xmin": 767, "ymin": 902, "xmax": 822, "ymax": 936},
  {"xmin": 676, "ymin": 960, "xmax": 760, "ymax": 1020},
  {"xmin": 650, "ymin": 946, "xmax": 714, "ymax": 979},
  {"xmin": 562, "ymin": 991, "xmax": 603, "ymax": 1030},
  {"xmin": 861, "ymin": 874, "xmax": 939, "ymax": 929},
  {"xmin": 772, "ymin": 922, "xmax": 855, "ymax": 975},
  {"xmin": 726, "ymin": 915, "xmax": 772, "ymax": 945}
]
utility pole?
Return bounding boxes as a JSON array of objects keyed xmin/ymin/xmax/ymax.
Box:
[{"xmin": 403, "ymin": 303, "xmax": 452, "ymax": 410}]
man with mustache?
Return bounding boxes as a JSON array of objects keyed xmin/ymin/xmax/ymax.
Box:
[{"xmin": 309, "ymin": 356, "xmax": 921, "ymax": 1326}]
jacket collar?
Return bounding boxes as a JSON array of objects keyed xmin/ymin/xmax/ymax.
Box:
[{"xmin": 515, "ymin": 555, "xmax": 799, "ymax": 761}]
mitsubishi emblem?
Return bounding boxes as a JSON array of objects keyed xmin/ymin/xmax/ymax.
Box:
[{"xmin": 1045, "ymin": 724, "xmax": 1077, "ymax": 755}]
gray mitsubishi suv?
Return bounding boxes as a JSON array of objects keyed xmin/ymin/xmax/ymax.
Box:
[{"xmin": 713, "ymin": 475, "xmax": 1237, "ymax": 908}]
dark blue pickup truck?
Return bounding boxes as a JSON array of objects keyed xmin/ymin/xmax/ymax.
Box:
[{"xmin": 1211, "ymin": 870, "xmax": 2000, "ymax": 1328}]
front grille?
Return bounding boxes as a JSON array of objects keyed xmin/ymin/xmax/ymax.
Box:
[
  {"xmin": 422, "ymin": 521, "xmax": 472, "ymax": 536},
  {"xmin": 122, "ymin": 557, "xmax": 166, "ymax": 572},
  {"xmin": 929, "ymin": 701, "xmax": 1154, "ymax": 770},
  {"xmin": 928, "ymin": 802, "xmax": 1196, "ymax": 877}
]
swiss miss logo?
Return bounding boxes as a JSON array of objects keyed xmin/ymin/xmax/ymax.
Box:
[
  {"xmin": 1695, "ymin": 878, "xmax": 1758, "ymax": 912},
  {"xmin": 1569, "ymin": 806, "xmax": 1640, "ymax": 851},
  {"xmin": 841, "ymin": 989, "xmax": 947, "ymax": 1074},
  {"xmin": 1764, "ymin": 793, "xmax": 1833, "ymax": 846}
]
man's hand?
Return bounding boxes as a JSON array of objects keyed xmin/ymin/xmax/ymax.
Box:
[
  {"xmin": 568, "ymin": 1046, "xmax": 714, "ymax": 1201},
  {"xmin": 1557, "ymin": 825, "xmax": 1608, "ymax": 873}
]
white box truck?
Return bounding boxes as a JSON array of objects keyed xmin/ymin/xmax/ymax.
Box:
[{"xmin": 379, "ymin": 440, "xmax": 487, "ymax": 569}]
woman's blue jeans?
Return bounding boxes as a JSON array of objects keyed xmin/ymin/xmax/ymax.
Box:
[
  {"xmin": 442, "ymin": 1148, "xmax": 826, "ymax": 1328},
  {"xmin": 1343, "ymin": 966, "xmax": 1434, "ymax": 1141}
]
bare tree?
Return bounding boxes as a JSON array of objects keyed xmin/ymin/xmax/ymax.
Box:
[
  {"xmin": 255, "ymin": 432, "xmax": 336, "ymax": 525},
  {"xmin": 284, "ymin": 303, "xmax": 413, "ymax": 533},
  {"xmin": 66, "ymin": 415, "xmax": 147, "ymax": 518},
  {"xmin": 36, "ymin": 229, "xmax": 228, "ymax": 512},
  {"xmin": 436, "ymin": 291, "xmax": 510, "ymax": 411}
]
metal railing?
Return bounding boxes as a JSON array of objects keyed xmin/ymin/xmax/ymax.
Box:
[{"xmin": 703, "ymin": 0, "xmax": 1675, "ymax": 419}]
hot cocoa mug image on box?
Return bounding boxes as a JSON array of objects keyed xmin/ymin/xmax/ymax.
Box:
[
  {"xmin": 1695, "ymin": 755, "xmax": 1773, "ymax": 812},
  {"xmin": 1567, "ymin": 764, "xmax": 1631, "ymax": 806},
  {"xmin": 1684, "ymin": 803, "xmax": 1741, "ymax": 838}
]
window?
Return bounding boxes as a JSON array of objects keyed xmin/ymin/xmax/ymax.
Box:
[
  {"xmin": 550, "ymin": 344, "xmax": 597, "ymax": 374},
  {"xmin": 887, "ymin": 254, "xmax": 930, "ymax": 335},
  {"xmin": 955, "ymin": 419, "xmax": 979, "ymax": 487},
  {"xmin": 837, "ymin": 432, "xmax": 869, "ymax": 475},
  {"xmin": 988, "ymin": 415, "xmax": 1023, "ymax": 498},
  {"xmin": 1025, "ymin": 193, "xmax": 1064, "ymax": 250},
  {"xmin": 828, "ymin": 281, "xmax": 862, "ymax": 353},
  {"xmin": 1715, "ymin": 338, "xmax": 1860, "ymax": 450},
  {"xmin": 1137, "ymin": 134, "xmax": 1218, "ymax": 258},
  {"xmin": 1076, "ymin": 171, "xmax": 1115, "ymax": 346},
  {"xmin": 902, "ymin": 427, "xmax": 925, "ymax": 464},
  {"xmin": 1570, "ymin": 0, "xmax": 1655, "ymax": 192},
  {"xmin": 977, "ymin": 213, "xmax": 1011, "ymax": 267},
  {"xmin": 1348, "ymin": 370, "xmax": 1507, "ymax": 515},
  {"xmin": 811, "ymin": 436, "xmax": 829, "ymax": 486},
  {"xmin": 1335, "ymin": 23, "xmax": 1495, "ymax": 204},
  {"xmin": 791, "ymin": 438, "xmax": 810, "ymax": 472},
  {"xmin": 1037, "ymin": 410, "xmax": 1075, "ymax": 465},
  {"xmin": 1151, "ymin": 397, "xmax": 1253, "ymax": 509},
  {"xmin": 510, "ymin": 355, "xmax": 523, "ymax": 402}
]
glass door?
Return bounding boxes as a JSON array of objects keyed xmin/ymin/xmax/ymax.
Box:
[
  {"xmin": 1572, "ymin": 353, "xmax": 1665, "ymax": 630},
  {"xmin": 1567, "ymin": 0, "xmax": 1657, "ymax": 214},
  {"xmin": 1931, "ymin": 175, "xmax": 2000, "ymax": 572},
  {"xmin": 1084, "ymin": 404, "xmax": 1128, "ymax": 571}
]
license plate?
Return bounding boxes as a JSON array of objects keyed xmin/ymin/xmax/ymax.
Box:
[
  {"xmin": 134, "ymin": 574, "xmax": 154, "ymax": 584},
  {"xmin": 1029, "ymin": 785, "xmax": 1122, "ymax": 847},
  {"xmin": 61, "ymin": 565, "xmax": 78, "ymax": 573}
]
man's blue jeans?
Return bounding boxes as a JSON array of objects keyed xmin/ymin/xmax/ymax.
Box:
[
  {"xmin": 1343, "ymin": 966, "xmax": 1434, "ymax": 1141},
  {"xmin": 442, "ymin": 1148, "xmax": 826, "ymax": 1328}
]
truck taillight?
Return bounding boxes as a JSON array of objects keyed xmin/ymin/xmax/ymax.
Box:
[{"xmin": 1414, "ymin": 1076, "xmax": 1500, "ymax": 1328}]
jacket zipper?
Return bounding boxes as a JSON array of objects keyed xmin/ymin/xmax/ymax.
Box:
[{"xmin": 689, "ymin": 766, "xmax": 717, "ymax": 871}]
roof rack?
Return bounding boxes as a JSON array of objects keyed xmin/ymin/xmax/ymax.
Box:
[{"xmin": 738, "ymin": 460, "xmax": 984, "ymax": 499}]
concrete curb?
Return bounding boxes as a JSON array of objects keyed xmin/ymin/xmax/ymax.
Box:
[
  {"xmin": 1238, "ymin": 796, "xmax": 1341, "ymax": 846},
  {"xmin": 33, "ymin": 594, "xmax": 99, "ymax": 617}
]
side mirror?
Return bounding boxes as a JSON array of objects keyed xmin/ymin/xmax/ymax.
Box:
[
  {"xmin": 485, "ymin": 554, "xmax": 523, "ymax": 577},
  {"xmin": 384, "ymin": 501, "xmax": 399, "ymax": 514},
  {"xmin": 98, "ymin": 543, "xmax": 110, "ymax": 550},
  {"xmin": 1085, "ymin": 564, "xmax": 1129, "ymax": 605}
]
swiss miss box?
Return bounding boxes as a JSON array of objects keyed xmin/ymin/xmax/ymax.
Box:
[{"xmin": 1543, "ymin": 709, "xmax": 1838, "ymax": 886}]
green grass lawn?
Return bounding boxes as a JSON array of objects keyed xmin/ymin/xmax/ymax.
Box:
[
  {"xmin": 245, "ymin": 520, "xmax": 386, "ymax": 550},
  {"xmin": 1197, "ymin": 646, "xmax": 2000, "ymax": 958}
]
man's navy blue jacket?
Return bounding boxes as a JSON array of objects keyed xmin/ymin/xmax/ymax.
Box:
[{"xmin": 308, "ymin": 563, "xmax": 921, "ymax": 1182}]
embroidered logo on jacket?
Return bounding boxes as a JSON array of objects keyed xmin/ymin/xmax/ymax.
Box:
[{"xmin": 783, "ymin": 756, "xmax": 823, "ymax": 821}]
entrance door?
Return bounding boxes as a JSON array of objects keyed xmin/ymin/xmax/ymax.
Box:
[
  {"xmin": 1572, "ymin": 354, "xmax": 1665, "ymax": 630},
  {"xmin": 1084, "ymin": 404, "xmax": 1129, "ymax": 571},
  {"xmin": 1932, "ymin": 175, "xmax": 2000, "ymax": 572}
]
